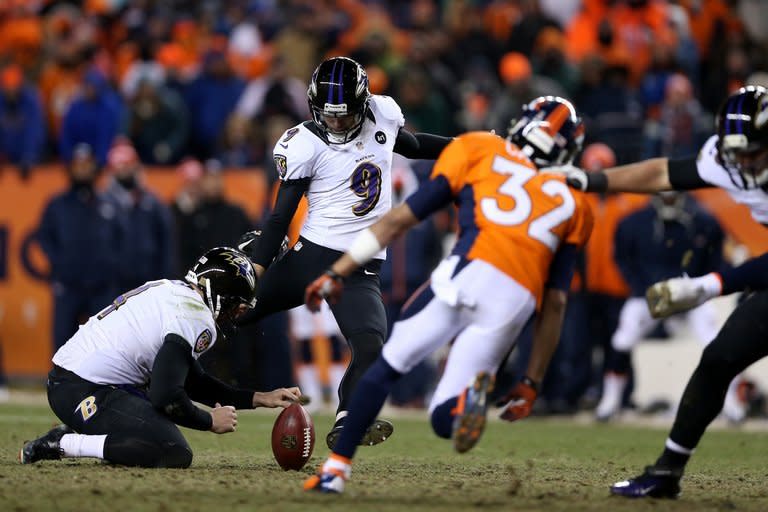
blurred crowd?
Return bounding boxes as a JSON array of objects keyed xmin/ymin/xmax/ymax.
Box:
[
  {"xmin": 1, "ymin": 0, "xmax": 767, "ymax": 176},
  {"xmin": 1, "ymin": 0, "xmax": 767, "ymax": 415}
]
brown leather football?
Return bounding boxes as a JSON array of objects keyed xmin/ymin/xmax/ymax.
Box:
[{"xmin": 271, "ymin": 403, "xmax": 315, "ymax": 470}]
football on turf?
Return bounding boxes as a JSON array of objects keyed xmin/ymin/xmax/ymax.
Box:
[{"xmin": 271, "ymin": 403, "xmax": 315, "ymax": 470}]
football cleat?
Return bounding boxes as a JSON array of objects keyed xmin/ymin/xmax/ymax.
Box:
[
  {"xmin": 452, "ymin": 371, "xmax": 495, "ymax": 454},
  {"xmin": 303, "ymin": 469, "xmax": 347, "ymax": 494},
  {"xmin": 645, "ymin": 274, "xmax": 718, "ymax": 319},
  {"xmin": 325, "ymin": 419, "xmax": 394, "ymax": 450},
  {"xmin": 19, "ymin": 424, "xmax": 73, "ymax": 464},
  {"xmin": 610, "ymin": 465, "xmax": 683, "ymax": 499}
]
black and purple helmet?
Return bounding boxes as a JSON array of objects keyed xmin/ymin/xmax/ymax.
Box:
[
  {"xmin": 307, "ymin": 56, "xmax": 370, "ymax": 144},
  {"xmin": 716, "ymin": 85, "xmax": 768, "ymax": 188}
]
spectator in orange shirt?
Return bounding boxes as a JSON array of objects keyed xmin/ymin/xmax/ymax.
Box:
[
  {"xmin": 0, "ymin": 3, "xmax": 43, "ymax": 70},
  {"xmin": 608, "ymin": 0, "xmax": 676, "ymax": 86}
]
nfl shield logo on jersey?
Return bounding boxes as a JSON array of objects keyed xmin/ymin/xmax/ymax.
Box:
[{"xmin": 194, "ymin": 329, "xmax": 213, "ymax": 354}]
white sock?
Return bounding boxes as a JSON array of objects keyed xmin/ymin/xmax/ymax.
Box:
[
  {"xmin": 59, "ymin": 433, "xmax": 107, "ymax": 459},
  {"xmin": 699, "ymin": 272, "xmax": 723, "ymax": 297},
  {"xmin": 665, "ymin": 438, "xmax": 694, "ymax": 455},
  {"xmin": 322, "ymin": 453, "xmax": 351, "ymax": 479}
]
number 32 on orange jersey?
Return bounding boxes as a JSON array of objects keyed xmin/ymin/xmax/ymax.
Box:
[{"xmin": 480, "ymin": 155, "xmax": 576, "ymax": 252}]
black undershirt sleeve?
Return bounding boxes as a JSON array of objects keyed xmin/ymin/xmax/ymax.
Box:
[
  {"xmin": 667, "ymin": 157, "xmax": 714, "ymax": 190},
  {"xmin": 545, "ymin": 243, "xmax": 579, "ymax": 292},
  {"xmin": 148, "ymin": 334, "xmax": 212, "ymax": 431},
  {"xmin": 393, "ymin": 129, "xmax": 453, "ymax": 160},
  {"xmin": 185, "ymin": 360, "xmax": 255, "ymax": 410},
  {"xmin": 250, "ymin": 178, "xmax": 310, "ymax": 268},
  {"xmin": 405, "ymin": 175, "xmax": 454, "ymax": 220}
]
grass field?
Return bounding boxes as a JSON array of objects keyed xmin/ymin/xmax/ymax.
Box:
[{"xmin": 2, "ymin": 398, "xmax": 768, "ymax": 512}]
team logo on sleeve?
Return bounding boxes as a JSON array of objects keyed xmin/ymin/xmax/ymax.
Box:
[
  {"xmin": 274, "ymin": 154, "xmax": 288, "ymax": 179},
  {"xmin": 282, "ymin": 127, "xmax": 299, "ymax": 142},
  {"xmin": 194, "ymin": 329, "xmax": 213, "ymax": 354}
]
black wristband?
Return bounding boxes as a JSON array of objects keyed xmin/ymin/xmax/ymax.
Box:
[
  {"xmin": 521, "ymin": 376, "xmax": 539, "ymax": 392},
  {"xmin": 586, "ymin": 172, "xmax": 608, "ymax": 193}
]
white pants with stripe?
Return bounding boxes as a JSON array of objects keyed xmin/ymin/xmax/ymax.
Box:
[{"xmin": 382, "ymin": 256, "xmax": 537, "ymax": 413}]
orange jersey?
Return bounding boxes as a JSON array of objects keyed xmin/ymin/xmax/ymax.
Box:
[{"xmin": 431, "ymin": 132, "xmax": 594, "ymax": 306}]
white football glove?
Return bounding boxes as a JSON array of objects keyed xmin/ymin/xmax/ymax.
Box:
[
  {"xmin": 645, "ymin": 273, "xmax": 722, "ymax": 318},
  {"xmin": 540, "ymin": 164, "xmax": 589, "ymax": 191}
]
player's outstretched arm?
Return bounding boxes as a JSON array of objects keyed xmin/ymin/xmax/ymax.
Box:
[
  {"xmin": 393, "ymin": 129, "xmax": 453, "ymax": 160},
  {"xmin": 305, "ymin": 202, "xmax": 420, "ymax": 311},
  {"xmin": 603, "ymin": 158, "xmax": 672, "ymax": 193},
  {"xmin": 564, "ymin": 157, "xmax": 672, "ymax": 194}
]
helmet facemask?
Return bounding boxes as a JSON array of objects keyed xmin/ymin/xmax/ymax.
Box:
[{"xmin": 719, "ymin": 135, "xmax": 768, "ymax": 189}]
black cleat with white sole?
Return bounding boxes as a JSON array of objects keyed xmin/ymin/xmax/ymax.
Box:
[{"xmin": 20, "ymin": 424, "xmax": 73, "ymax": 464}]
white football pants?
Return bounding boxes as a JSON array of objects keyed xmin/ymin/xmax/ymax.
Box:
[{"xmin": 382, "ymin": 256, "xmax": 537, "ymax": 413}]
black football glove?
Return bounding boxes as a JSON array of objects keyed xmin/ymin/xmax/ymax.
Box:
[{"xmin": 237, "ymin": 230, "xmax": 290, "ymax": 265}]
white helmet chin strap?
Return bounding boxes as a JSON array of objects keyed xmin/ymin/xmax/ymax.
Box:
[{"xmin": 204, "ymin": 278, "xmax": 221, "ymax": 320}]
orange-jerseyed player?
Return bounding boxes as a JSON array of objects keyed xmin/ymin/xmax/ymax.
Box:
[{"xmin": 302, "ymin": 96, "xmax": 594, "ymax": 494}]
